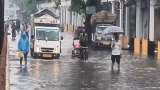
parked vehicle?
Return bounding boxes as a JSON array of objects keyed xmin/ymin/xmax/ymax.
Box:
[
  {"xmin": 30, "ymin": 9, "xmax": 62, "ymax": 59},
  {"xmin": 72, "ymin": 37, "xmax": 80, "ymax": 57},
  {"xmin": 30, "ymin": 23, "xmax": 63, "ymax": 59},
  {"xmin": 91, "ymin": 10, "xmax": 116, "ymax": 48},
  {"xmin": 92, "ymin": 24, "xmax": 113, "ymax": 48}
]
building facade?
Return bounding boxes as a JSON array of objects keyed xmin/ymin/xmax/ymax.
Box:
[
  {"xmin": 37, "ymin": 0, "xmax": 84, "ymax": 31},
  {"xmin": 60, "ymin": 0, "xmax": 84, "ymax": 29},
  {"xmin": 4, "ymin": 0, "xmax": 19, "ymax": 21},
  {"xmin": 123, "ymin": 0, "xmax": 160, "ymax": 41}
]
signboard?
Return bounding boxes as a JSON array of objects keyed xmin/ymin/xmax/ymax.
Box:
[
  {"xmin": 86, "ymin": 6, "xmax": 96, "ymax": 14},
  {"xmin": 34, "ymin": 14, "xmax": 59, "ymax": 24}
]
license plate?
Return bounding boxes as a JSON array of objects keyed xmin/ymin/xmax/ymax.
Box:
[
  {"xmin": 43, "ymin": 54, "xmax": 52, "ymax": 58},
  {"xmin": 102, "ymin": 42, "xmax": 110, "ymax": 45}
]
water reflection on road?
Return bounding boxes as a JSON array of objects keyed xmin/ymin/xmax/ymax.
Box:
[{"xmin": 9, "ymin": 32, "xmax": 160, "ymax": 90}]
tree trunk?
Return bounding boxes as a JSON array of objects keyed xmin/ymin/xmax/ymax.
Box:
[{"xmin": 84, "ymin": 14, "xmax": 92, "ymax": 44}]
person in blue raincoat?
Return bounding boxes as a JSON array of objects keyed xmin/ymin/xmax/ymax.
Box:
[{"xmin": 18, "ymin": 32, "xmax": 29, "ymax": 66}]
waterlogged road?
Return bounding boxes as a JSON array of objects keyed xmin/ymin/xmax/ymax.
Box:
[{"xmin": 9, "ymin": 32, "xmax": 160, "ymax": 90}]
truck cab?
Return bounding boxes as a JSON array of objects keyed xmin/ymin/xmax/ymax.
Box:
[
  {"xmin": 30, "ymin": 23, "xmax": 63, "ymax": 59},
  {"xmin": 92, "ymin": 24, "xmax": 113, "ymax": 48},
  {"xmin": 91, "ymin": 10, "xmax": 116, "ymax": 48}
]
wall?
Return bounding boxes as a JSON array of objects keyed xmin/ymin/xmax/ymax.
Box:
[
  {"xmin": 60, "ymin": 1, "xmax": 84, "ymax": 29},
  {"xmin": 0, "ymin": 33, "xmax": 7, "ymax": 90}
]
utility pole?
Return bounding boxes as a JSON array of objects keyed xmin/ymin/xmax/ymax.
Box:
[
  {"xmin": 119, "ymin": 0, "xmax": 124, "ymax": 30},
  {"xmin": 0, "ymin": 0, "xmax": 4, "ymax": 54},
  {"xmin": 0, "ymin": 0, "xmax": 6, "ymax": 90}
]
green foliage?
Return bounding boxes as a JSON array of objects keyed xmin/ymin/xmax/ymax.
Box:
[
  {"xmin": 70, "ymin": 0, "xmax": 98, "ymax": 15},
  {"xmin": 14, "ymin": 0, "xmax": 61, "ymax": 14},
  {"xmin": 54, "ymin": 0, "xmax": 61, "ymax": 8},
  {"xmin": 13, "ymin": 0, "xmax": 61, "ymax": 21},
  {"xmin": 36, "ymin": 0, "xmax": 61, "ymax": 8},
  {"xmin": 14, "ymin": 0, "xmax": 37, "ymax": 15},
  {"xmin": 70, "ymin": 0, "xmax": 85, "ymax": 14},
  {"xmin": 13, "ymin": 0, "xmax": 37, "ymax": 22}
]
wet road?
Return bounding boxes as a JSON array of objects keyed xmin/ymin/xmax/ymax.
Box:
[{"xmin": 9, "ymin": 32, "xmax": 160, "ymax": 90}]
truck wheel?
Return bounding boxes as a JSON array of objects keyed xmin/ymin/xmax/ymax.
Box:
[
  {"xmin": 31, "ymin": 50, "xmax": 38, "ymax": 59},
  {"xmin": 91, "ymin": 43, "xmax": 96, "ymax": 50},
  {"xmin": 56, "ymin": 54, "xmax": 60, "ymax": 59},
  {"xmin": 72, "ymin": 50, "xmax": 75, "ymax": 57},
  {"xmin": 108, "ymin": 44, "xmax": 111, "ymax": 49},
  {"xmin": 33, "ymin": 53, "xmax": 38, "ymax": 59},
  {"xmin": 31, "ymin": 49, "xmax": 34, "ymax": 57}
]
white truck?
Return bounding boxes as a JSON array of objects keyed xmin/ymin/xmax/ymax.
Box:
[
  {"xmin": 91, "ymin": 10, "xmax": 116, "ymax": 48},
  {"xmin": 30, "ymin": 10, "xmax": 62, "ymax": 59},
  {"xmin": 92, "ymin": 24, "xmax": 113, "ymax": 48},
  {"xmin": 30, "ymin": 23, "xmax": 63, "ymax": 59}
]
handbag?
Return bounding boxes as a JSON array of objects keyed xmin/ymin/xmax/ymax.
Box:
[{"xmin": 17, "ymin": 51, "xmax": 23, "ymax": 58}]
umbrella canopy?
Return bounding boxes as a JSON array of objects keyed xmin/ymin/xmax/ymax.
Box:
[{"xmin": 104, "ymin": 26, "xmax": 123, "ymax": 34}]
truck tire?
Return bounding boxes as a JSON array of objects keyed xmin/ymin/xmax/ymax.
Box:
[
  {"xmin": 91, "ymin": 42, "xmax": 96, "ymax": 50},
  {"xmin": 33, "ymin": 53, "xmax": 38, "ymax": 59},
  {"xmin": 30, "ymin": 49, "xmax": 34, "ymax": 57},
  {"xmin": 31, "ymin": 49, "xmax": 38, "ymax": 59},
  {"xmin": 55, "ymin": 54, "xmax": 60, "ymax": 59},
  {"xmin": 71, "ymin": 50, "xmax": 75, "ymax": 57}
]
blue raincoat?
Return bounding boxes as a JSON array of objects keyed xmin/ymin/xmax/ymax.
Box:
[{"xmin": 18, "ymin": 32, "xmax": 29, "ymax": 53}]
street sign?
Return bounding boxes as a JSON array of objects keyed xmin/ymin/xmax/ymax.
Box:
[{"xmin": 86, "ymin": 6, "xmax": 96, "ymax": 14}]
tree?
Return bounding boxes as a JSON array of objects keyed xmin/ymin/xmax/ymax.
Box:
[
  {"xmin": 13, "ymin": 0, "xmax": 37, "ymax": 22},
  {"xmin": 14, "ymin": 0, "xmax": 61, "ymax": 22},
  {"xmin": 70, "ymin": 0, "xmax": 101, "ymax": 43},
  {"xmin": 36, "ymin": 0, "xmax": 61, "ymax": 8}
]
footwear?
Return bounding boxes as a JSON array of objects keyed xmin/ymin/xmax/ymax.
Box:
[
  {"xmin": 118, "ymin": 64, "xmax": 120, "ymax": 71},
  {"xmin": 111, "ymin": 63, "xmax": 114, "ymax": 70},
  {"xmin": 25, "ymin": 61, "xmax": 27, "ymax": 66},
  {"xmin": 20, "ymin": 58, "xmax": 22, "ymax": 66}
]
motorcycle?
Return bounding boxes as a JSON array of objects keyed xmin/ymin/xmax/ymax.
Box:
[
  {"xmin": 72, "ymin": 39, "xmax": 81, "ymax": 57},
  {"xmin": 12, "ymin": 30, "xmax": 16, "ymax": 41}
]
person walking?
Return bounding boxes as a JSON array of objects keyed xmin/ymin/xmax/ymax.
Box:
[
  {"xmin": 16, "ymin": 20, "xmax": 20, "ymax": 34},
  {"xmin": 25, "ymin": 24, "xmax": 31, "ymax": 38},
  {"xmin": 18, "ymin": 32, "xmax": 29, "ymax": 66},
  {"xmin": 4, "ymin": 22, "xmax": 9, "ymax": 32},
  {"xmin": 111, "ymin": 33, "xmax": 122, "ymax": 71},
  {"xmin": 11, "ymin": 22, "xmax": 16, "ymax": 40},
  {"xmin": 79, "ymin": 30, "xmax": 88, "ymax": 60}
]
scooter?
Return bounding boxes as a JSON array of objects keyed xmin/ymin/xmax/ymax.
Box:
[
  {"xmin": 72, "ymin": 39, "xmax": 80, "ymax": 58},
  {"xmin": 12, "ymin": 31, "xmax": 16, "ymax": 41}
]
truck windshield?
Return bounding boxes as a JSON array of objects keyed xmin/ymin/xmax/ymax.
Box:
[
  {"xmin": 96, "ymin": 26, "xmax": 107, "ymax": 32},
  {"xmin": 36, "ymin": 28, "xmax": 59, "ymax": 41}
]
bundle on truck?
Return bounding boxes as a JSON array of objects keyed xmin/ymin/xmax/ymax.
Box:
[
  {"xmin": 91, "ymin": 10, "xmax": 116, "ymax": 48},
  {"xmin": 30, "ymin": 9, "xmax": 62, "ymax": 59}
]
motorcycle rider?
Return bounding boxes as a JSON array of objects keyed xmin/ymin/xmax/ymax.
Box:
[{"xmin": 79, "ymin": 29, "xmax": 88, "ymax": 60}]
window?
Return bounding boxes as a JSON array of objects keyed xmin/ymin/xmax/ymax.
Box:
[{"xmin": 36, "ymin": 28, "xmax": 59, "ymax": 41}]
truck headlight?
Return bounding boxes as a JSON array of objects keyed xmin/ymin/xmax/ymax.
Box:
[
  {"xmin": 55, "ymin": 46, "xmax": 60, "ymax": 53},
  {"xmin": 96, "ymin": 36, "xmax": 101, "ymax": 40},
  {"xmin": 36, "ymin": 47, "xmax": 40, "ymax": 52}
]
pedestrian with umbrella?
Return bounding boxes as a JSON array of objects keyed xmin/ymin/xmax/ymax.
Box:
[{"xmin": 106, "ymin": 26, "xmax": 123, "ymax": 71}]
